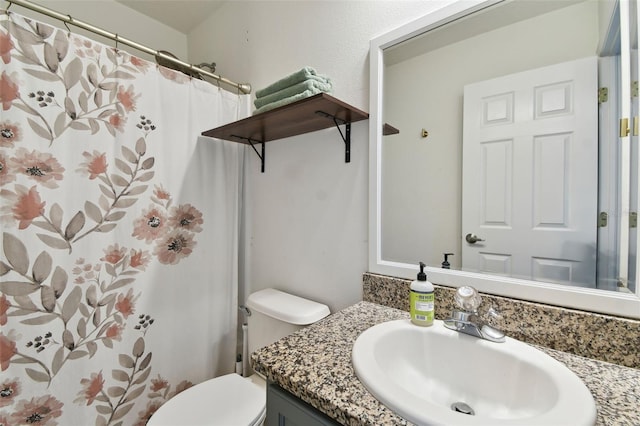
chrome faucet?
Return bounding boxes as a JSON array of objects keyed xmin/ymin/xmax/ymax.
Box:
[{"xmin": 443, "ymin": 286, "xmax": 505, "ymax": 343}]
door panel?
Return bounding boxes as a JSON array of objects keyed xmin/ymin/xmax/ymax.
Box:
[{"xmin": 462, "ymin": 57, "xmax": 598, "ymax": 287}]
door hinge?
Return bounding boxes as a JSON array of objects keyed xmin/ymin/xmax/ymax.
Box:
[
  {"xmin": 620, "ymin": 118, "xmax": 630, "ymax": 137},
  {"xmin": 631, "ymin": 212, "xmax": 638, "ymax": 228},
  {"xmin": 598, "ymin": 87, "xmax": 608, "ymax": 103},
  {"xmin": 633, "ymin": 81, "xmax": 639, "ymax": 98},
  {"xmin": 598, "ymin": 212, "xmax": 608, "ymax": 228}
]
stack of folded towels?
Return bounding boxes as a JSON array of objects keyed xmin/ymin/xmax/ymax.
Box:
[{"xmin": 253, "ymin": 66, "xmax": 333, "ymax": 115}]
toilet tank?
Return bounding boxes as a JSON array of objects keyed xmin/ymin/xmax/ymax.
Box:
[{"xmin": 246, "ymin": 288, "xmax": 330, "ymax": 356}]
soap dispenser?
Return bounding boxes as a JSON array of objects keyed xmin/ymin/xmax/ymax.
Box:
[
  {"xmin": 441, "ymin": 253, "xmax": 454, "ymax": 269},
  {"xmin": 410, "ymin": 262, "xmax": 434, "ymax": 326}
]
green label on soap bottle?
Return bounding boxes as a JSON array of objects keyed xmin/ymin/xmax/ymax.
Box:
[{"xmin": 410, "ymin": 290, "xmax": 434, "ymax": 324}]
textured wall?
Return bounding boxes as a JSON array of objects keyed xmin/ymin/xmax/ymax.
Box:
[{"xmin": 187, "ymin": 1, "xmax": 445, "ymax": 312}]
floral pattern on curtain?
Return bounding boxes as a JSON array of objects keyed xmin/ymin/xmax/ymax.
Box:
[{"xmin": 0, "ymin": 10, "xmax": 248, "ymax": 426}]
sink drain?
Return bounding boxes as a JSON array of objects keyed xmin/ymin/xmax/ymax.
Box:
[{"xmin": 451, "ymin": 402, "xmax": 475, "ymax": 415}]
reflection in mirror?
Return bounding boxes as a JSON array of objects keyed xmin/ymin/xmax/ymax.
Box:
[
  {"xmin": 369, "ymin": 0, "xmax": 640, "ymax": 318},
  {"xmin": 382, "ymin": 0, "xmax": 633, "ymax": 292}
]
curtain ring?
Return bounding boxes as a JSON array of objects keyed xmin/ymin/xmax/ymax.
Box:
[
  {"xmin": 114, "ymin": 34, "xmax": 119, "ymax": 51},
  {"xmin": 64, "ymin": 15, "xmax": 72, "ymax": 33}
]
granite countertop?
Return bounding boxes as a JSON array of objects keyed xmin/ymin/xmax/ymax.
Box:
[{"xmin": 251, "ymin": 301, "xmax": 640, "ymax": 426}]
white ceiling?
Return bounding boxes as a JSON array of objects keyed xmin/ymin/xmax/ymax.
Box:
[{"xmin": 115, "ymin": 0, "xmax": 225, "ymax": 34}]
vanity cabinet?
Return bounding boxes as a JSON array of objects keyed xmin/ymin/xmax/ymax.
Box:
[{"xmin": 266, "ymin": 383, "xmax": 341, "ymax": 426}]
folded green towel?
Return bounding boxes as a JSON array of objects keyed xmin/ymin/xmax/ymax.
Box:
[
  {"xmin": 252, "ymin": 88, "xmax": 321, "ymax": 115},
  {"xmin": 255, "ymin": 67, "xmax": 330, "ymax": 99},
  {"xmin": 254, "ymin": 79, "xmax": 332, "ymax": 109}
]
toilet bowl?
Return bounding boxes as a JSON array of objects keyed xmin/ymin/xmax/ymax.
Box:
[
  {"xmin": 148, "ymin": 288, "xmax": 330, "ymax": 426},
  {"xmin": 148, "ymin": 373, "xmax": 266, "ymax": 426}
]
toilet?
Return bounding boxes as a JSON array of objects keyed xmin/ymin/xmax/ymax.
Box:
[{"xmin": 148, "ymin": 288, "xmax": 330, "ymax": 426}]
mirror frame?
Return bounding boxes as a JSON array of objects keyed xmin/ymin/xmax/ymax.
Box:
[{"xmin": 368, "ymin": 0, "xmax": 640, "ymax": 319}]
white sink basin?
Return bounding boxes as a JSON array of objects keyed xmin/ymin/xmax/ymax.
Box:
[{"xmin": 352, "ymin": 319, "xmax": 596, "ymax": 426}]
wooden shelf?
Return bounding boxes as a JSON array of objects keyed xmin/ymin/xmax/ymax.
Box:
[
  {"xmin": 383, "ymin": 123, "xmax": 399, "ymax": 135},
  {"xmin": 202, "ymin": 93, "xmax": 368, "ymax": 142},
  {"xmin": 201, "ymin": 93, "xmax": 396, "ymax": 172}
]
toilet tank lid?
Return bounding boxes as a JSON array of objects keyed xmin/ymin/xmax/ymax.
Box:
[{"xmin": 246, "ymin": 288, "xmax": 330, "ymax": 325}]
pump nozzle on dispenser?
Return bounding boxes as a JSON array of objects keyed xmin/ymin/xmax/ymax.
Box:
[
  {"xmin": 442, "ymin": 253, "xmax": 454, "ymax": 269},
  {"xmin": 417, "ymin": 261, "xmax": 427, "ymax": 280}
]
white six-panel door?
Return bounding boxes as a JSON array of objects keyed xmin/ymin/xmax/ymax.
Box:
[{"xmin": 462, "ymin": 57, "xmax": 598, "ymax": 287}]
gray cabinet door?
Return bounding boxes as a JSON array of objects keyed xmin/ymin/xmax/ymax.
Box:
[{"xmin": 266, "ymin": 383, "xmax": 341, "ymax": 426}]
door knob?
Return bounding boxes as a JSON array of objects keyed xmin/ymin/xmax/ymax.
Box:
[{"xmin": 465, "ymin": 233, "xmax": 485, "ymax": 244}]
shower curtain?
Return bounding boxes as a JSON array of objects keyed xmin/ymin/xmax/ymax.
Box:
[{"xmin": 0, "ymin": 11, "xmax": 249, "ymax": 425}]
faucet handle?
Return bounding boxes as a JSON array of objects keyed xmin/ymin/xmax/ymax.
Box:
[
  {"xmin": 454, "ymin": 286, "xmax": 482, "ymax": 312},
  {"xmin": 485, "ymin": 307, "xmax": 501, "ymax": 320}
]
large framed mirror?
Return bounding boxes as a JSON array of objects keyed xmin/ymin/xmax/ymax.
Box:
[{"xmin": 369, "ymin": 0, "xmax": 640, "ymax": 318}]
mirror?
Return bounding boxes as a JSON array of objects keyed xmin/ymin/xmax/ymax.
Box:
[{"xmin": 369, "ymin": 0, "xmax": 640, "ymax": 318}]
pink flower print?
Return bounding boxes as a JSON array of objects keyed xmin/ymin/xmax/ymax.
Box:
[
  {"xmin": 79, "ymin": 150, "xmax": 107, "ymax": 179},
  {"xmin": 169, "ymin": 204, "xmax": 203, "ymax": 233},
  {"xmin": 129, "ymin": 248, "xmax": 150, "ymax": 271},
  {"xmin": 73, "ymin": 37, "xmax": 100, "ymax": 59},
  {"xmin": 173, "ymin": 380, "xmax": 194, "ymax": 396},
  {"xmin": 154, "ymin": 229, "xmax": 196, "ymax": 265},
  {"xmin": 0, "ymin": 293, "xmax": 9, "ymax": 326},
  {"xmin": 0, "ymin": 32, "xmax": 13, "ymax": 64},
  {"xmin": 158, "ymin": 66, "xmax": 191, "ymax": 84},
  {"xmin": 101, "ymin": 243, "xmax": 126, "ymax": 265},
  {"xmin": 0, "ymin": 332, "xmax": 17, "ymax": 371},
  {"xmin": 115, "ymin": 289, "xmax": 137, "ymax": 319},
  {"xmin": 134, "ymin": 401, "xmax": 162, "ymax": 426},
  {"xmin": 105, "ymin": 324, "xmax": 123, "ymax": 341},
  {"xmin": 10, "ymin": 395, "xmax": 64, "ymax": 425},
  {"xmin": 72, "ymin": 261, "xmax": 98, "ymax": 284},
  {"xmin": 130, "ymin": 56, "xmax": 150, "ymax": 73},
  {"xmin": 11, "ymin": 148, "xmax": 65, "ymax": 189},
  {"xmin": 0, "ymin": 151, "xmax": 16, "ymax": 186},
  {"xmin": 132, "ymin": 206, "xmax": 168, "ymax": 243},
  {"xmin": 0, "ymin": 71, "xmax": 19, "ymax": 111},
  {"xmin": 117, "ymin": 84, "xmax": 139, "ymax": 112},
  {"xmin": 109, "ymin": 113, "xmax": 127, "ymax": 132},
  {"xmin": 12, "ymin": 185, "xmax": 45, "ymax": 229},
  {"xmin": 75, "ymin": 371, "xmax": 104, "ymax": 406},
  {"xmin": 154, "ymin": 184, "xmax": 171, "ymax": 201},
  {"xmin": 150, "ymin": 375, "xmax": 169, "ymax": 392},
  {"xmin": 0, "ymin": 378, "xmax": 20, "ymax": 407},
  {"xmin": 0, "ymin": 120, "xmax": 21, "ymax": 147}
]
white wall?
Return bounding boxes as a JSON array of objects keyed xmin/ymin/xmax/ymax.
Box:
[
  {"xmin": 188, "ymin": 1, "xmax": 443, "ymax": 312},
  {"xmin": 4, "ymin": 0, "xmax": 187, "ymax": 61}
]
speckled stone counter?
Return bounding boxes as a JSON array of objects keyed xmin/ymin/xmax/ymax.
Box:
[
  {"xmin": 251, "ymin": 302, "xmax": 640, "ymax": 426},
  {"xmin": 363, "ymin": 272, "xmax": 640, "ymax": 369}
]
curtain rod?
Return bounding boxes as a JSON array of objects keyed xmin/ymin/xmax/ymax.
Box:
[{"xmin": 4, "ymin": 0, "xmax": 252, "ymax": 94}]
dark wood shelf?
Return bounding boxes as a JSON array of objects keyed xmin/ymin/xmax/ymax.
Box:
[
  {"xmin": 201, "ymin": 92, "xmax": 398, "ymax": 172},
  {"xmin": 202, "ymin": 93, "xmax": 369, "ymax": 143},
  {"xmin": 383, "ymin": 123, "xmax": 399, "ymax": 135}
]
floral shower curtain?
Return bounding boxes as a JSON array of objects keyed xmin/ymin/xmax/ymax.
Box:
[{"xmin": 0, "ymin": 11, "xmax": 249, "ymax": 425}]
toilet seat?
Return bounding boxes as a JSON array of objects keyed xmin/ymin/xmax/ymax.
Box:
[{"xmin": 148, "ymin": 373, "xmax": 266, "ymax": 426}]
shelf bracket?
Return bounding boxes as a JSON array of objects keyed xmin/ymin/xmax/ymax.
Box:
[
  {"xmin": 231, "ymin": 134, "xmax": 265, "ymax": 172},
  {"xmin": 315, "ymin": 110, "xmax": 351, "ymax": 163}
]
